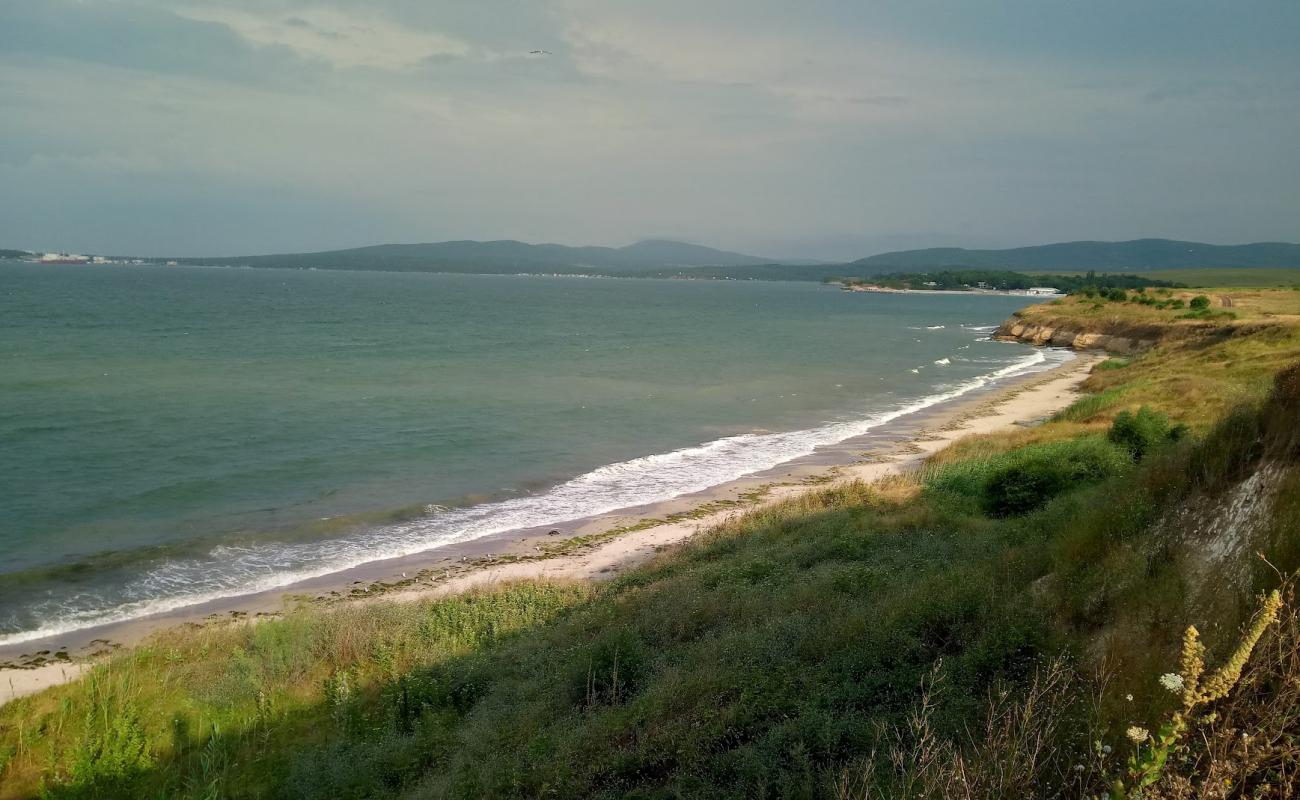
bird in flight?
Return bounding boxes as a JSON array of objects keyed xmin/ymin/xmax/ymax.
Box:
[{"xmin": 529, "ymin": 50, "xmax": 552, "ymax": 55}]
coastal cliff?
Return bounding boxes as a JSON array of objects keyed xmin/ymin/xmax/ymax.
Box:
[
  {"xmin": 992, "ymin": 318, "xmax": 1157, "ymax": 354},
  {"xmin": 991, "ymin": 288, "xmax": 1285, "ymax": 353}
]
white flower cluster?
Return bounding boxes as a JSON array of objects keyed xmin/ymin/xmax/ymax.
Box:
[{"xmin": 1159, "ymin": 672, "xmax": 1185, "ymax": 693}]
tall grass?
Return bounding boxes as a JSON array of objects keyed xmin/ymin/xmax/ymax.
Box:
[{"xmin": 2, "ymin": 583, "xmax": 592, "ymax": 799}]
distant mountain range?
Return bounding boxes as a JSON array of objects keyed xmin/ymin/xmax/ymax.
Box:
[
  {"xmin": 6, "ymin": 238, "xmax": 1300, "ymax": 278},
  {"xmin": 180, "ymin": 239, "xmax": 782, "ymax": 273},
  {"xmin": 853, "ymin": 239, "xmax": 1300, "ymax": 273}
]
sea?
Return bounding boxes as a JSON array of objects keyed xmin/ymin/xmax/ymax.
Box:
[{"xmin": 0, "ymin": 264, "xmax": 1069, "ymax": 645}]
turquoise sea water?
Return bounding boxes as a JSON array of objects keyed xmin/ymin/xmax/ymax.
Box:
[{"xmin": 0, "ymin": 264, "xmax": 1062, "ymax": 643}]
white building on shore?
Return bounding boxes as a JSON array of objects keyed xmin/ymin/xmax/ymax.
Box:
[{"xmin": 39, "ymin": 252, "xmax": 90, "ymax": 264}]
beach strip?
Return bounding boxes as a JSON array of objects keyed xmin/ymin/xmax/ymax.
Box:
[{"xmin": 0, "ymin": 352, "xmax": 1098, "ymax": 705}]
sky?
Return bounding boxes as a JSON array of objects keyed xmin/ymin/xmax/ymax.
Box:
[{"xmin": 1, "ymin": 1, "xmax": 1297, "ymax": 260}]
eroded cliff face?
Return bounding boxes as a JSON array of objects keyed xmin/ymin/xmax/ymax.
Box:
[
  {"xmin": 992, "ymin": 320, "xmax": 1157, "ymax": 354},
  {"xmin": 1155, "ymin": 363, "xmax": 1300, "ymax": 620},
  {"xmin": 1167, "ymin": 460, "xmax": 1293, "ymax": 610}
]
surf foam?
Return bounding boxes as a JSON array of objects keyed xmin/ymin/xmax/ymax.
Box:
[{"xmin": 0, "ymin": 346, "xmax": 1071, "ymax": 646}]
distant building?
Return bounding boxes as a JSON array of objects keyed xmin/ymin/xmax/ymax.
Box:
[
  {"xmin": 39, "ymin": 252, "xmax": 89, "ymax": 264},
  {"xmin": 1026, "ymin": 287, "xmax": 1060, "ymax": 296}
]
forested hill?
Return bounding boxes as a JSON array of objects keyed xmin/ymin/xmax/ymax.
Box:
[
  {"xmin": 180, "ymin": 239, "xmax": 777, "ymax": 273},
  {"xmin": 854, "ymin": 239, "xmax": 1300, "ymax": 273}
]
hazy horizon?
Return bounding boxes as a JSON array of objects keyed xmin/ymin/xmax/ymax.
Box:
[{"xmin": 3, "ymin": 1, "xmax": 1298, "ymax": 260}]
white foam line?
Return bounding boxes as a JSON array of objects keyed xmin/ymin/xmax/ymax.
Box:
[{"xmin": 0, "ymin": 346, "xmax": 1072, "ymax": 647}]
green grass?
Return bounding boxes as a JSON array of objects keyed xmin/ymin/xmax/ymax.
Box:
[
  {"xmin": 1142, "ymin": 268, "xmax": 1300, "ymax": 288},
  {"xmin": 3, "ymin": 291, "xmax": 1300, "ymax": 799},
  {"xmin": 1032, "ymin": 267, "xmax": 1300, "ymax": 288}
]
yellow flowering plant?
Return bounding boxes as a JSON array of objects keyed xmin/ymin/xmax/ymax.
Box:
[{"xmin": 1108, "ymin": 589, "xmax": 1283, "ymax": 799}]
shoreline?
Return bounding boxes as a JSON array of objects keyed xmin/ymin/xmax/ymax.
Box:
[
  {"xmin": 841, "ymin": 284, "xmax": 1061, "ymax": 298},
  {"xmin": 0, "ymin": 349, "xmax": 1099, "ymax": 705}
]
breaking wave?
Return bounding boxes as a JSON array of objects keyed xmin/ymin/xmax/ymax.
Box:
[{"xmin": 0, "ymin": 346, "xmax": 1071, "ymax": 646}]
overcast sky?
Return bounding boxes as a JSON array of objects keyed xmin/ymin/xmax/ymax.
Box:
[{"xmin": 2, "ymin": 1, "xmax": 1297, "ymax": 260}]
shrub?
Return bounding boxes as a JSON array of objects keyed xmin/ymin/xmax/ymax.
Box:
[
  {"xmin": 927, "ymin": 437, "xmax": 1131, "ymax": 517},
  {"xmin": 1189, "ymin": 295, "xmax": 1211, "ymax": 310},
  {"xmin": 1108, "ymin": 406, "xmax": 1186, "ymax": 461},
  {"xmin": 1107, "ymin": 289, "xmax": 1128, "ymax": 303},
  {"xmin": 984, "ymin": 446, "xmax": 1122, "ymax": 517},
  {"xmin": 64, "ymin": 674, "xmax": 155, "ymax": 791}
]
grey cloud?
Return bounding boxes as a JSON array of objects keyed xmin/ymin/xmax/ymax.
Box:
[
  {"xmin": 0, "ymin": 0, "xmax": 1297, "ymax": 259},
  {"xmin": 0, "ymin": 2, "xmax": 315, "ymax": 86},
  {"xmin": 848, "ymin": 95, "xmax": 910, "ymax": 107}
]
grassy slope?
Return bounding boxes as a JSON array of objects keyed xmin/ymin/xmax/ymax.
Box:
[
  {"xmin": 1006, "ymin": 289, "xmax": 1300, "ymax": 426},
  {"xmin": 3, "ymin": 291, "xmax": 1300, "ymax": 799},
  {"xmin": 1033, "ymin": 268, "xmax": 1300, "ymax": 288}
]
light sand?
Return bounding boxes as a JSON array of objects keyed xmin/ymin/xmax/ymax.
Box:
[
  {"xmin": 0, "ymin": 353, "xmax": 1100, "ymax": 706},
  {"xmin": 399, "ymin": 354, "xmax": 1097, "ymax": 600},
  {"xmin": 4, "ymin": 663, "xmax": 88, "ymax": 704}
]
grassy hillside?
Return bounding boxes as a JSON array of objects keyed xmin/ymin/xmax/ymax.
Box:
[
  {"xmin": 855, "ymin": 240, "xmax": 1300, "ymax": 273},
  {"xmin": 3, "ymin": 290, "xmax": 1300, "ymax": 799},
  {"xmin": 1034, "ymin": 268, "xmax": 1300, "ymax": 288},
  {"xmin": 1141, "ymin": 268, "xmax": 1300, "ymax": 288}
]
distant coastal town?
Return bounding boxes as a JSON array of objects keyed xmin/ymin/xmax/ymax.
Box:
[
  {"xmin": 840, "ymin": 281, "xmax": 1062, "ymax": 297},
  {"xmin": 1, "ymin": 250, "xmax": 173, "ymax": 266}
]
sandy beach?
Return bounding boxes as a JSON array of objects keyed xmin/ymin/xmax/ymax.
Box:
[{"xmin": 0, "ymin": 350, "xmax": 1100, "ymax": 706}]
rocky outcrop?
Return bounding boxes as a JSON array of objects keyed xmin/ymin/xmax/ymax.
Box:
[{"xmin": 992, "ymin": 321, "xmax": 1157, "ymax": 354}]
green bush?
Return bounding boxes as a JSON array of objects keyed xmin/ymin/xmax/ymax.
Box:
[
  {"xmin": 1189, "ymin": 295, "xmax": 1211, "ymax": 310},
  {"xmin": 1106, "ymin": 289, "xmax": 1128, "ymax": 302},
  {"xmin": 927, "ymin": 437, "xmax": 1131, "ymax": 517},
  {"xmin": 1108, "ymin": 406, "xmax": 1186, "ymax": 461},
  {"xmin": 1176, "ymin": 307, "xmax": 1237, "ymax": 321},
  {"xmin": 1095, "ymin": 358, "xmax": 1131, "ymax": 371}
]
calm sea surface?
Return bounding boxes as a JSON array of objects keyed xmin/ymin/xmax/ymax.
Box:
[{"xmin": 0, "ymin": 264, "xmax": 1062, "ymax": 643}]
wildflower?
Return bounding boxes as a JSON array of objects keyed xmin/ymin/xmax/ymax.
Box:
[
  {"xmin": 1125, "ymin": 694, "xmax": 1133, "ymax": 702},
  {"xmin": 1126, "ymin": 726, "xmax": 1149, "ymax": 743},
  {"xmin": 1074, "ymin": 764, "xmax": 1085, "ymax": 772},
  {"xmin": 1102, "ymin": 745, "xmax": 1112, "ymax": 755},
  {"xmin": 1197, "ymin": 590, "xmax": 1282, "ymax": 703},
  {"xmin": 1159, "ymin": 673, "xmax": 1185, "ymax": 693},
  {"xmin": 1179, "ymin": 625, "xmax": 1206, "ymax": 711}
]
